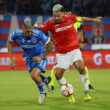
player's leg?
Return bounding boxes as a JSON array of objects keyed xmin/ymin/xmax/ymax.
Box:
[
  {"xmin": 54, "ymin": 54, "xmax": 69, "ymax": 85},
  {"xmin": 40, "ymin": 74, "xmax": 51, "ymax": 86},
  {"xmin": 74, "ymin": 60, "xmax": 89, "ymax": 92},
  {"xmin": 85, "ymin": 66, "xmax": 90, "ymax": 84},
  {"xmin": 54, "ymin": 67, "xmax": 66, "ymax": 84},
  {"xmin": 40, "ymin": 74, "xmax": 51, "ymax": 91},
  {"xmin": 71, "ymin": 49, "xmax": 91, "ymax": 101},
  {"xmin": 50, "ymin": 68, "xmax": 56, "ymax": 90},
  {"xmin": 40, "ymin": 57, "xmax": 52, "ymax": 91},
  {"xmin": 30, "ymin": 67, "xmax": 46, "ymax": 104},
  {"xmin": 85, "ymin": 66, "xmax": 94, "ymax": 89},
  {"xmin": 28, "ymin": 57, "xmax": 48, "ymax": 104},
  {"xmin": 74, "ymin": 60, "xmax": 91, "ymax": 101},
  {"xmin": 54, "ymin": 53, "xmax": 75, "ymax": 103},
  {"xmin": 55, "ymin": 66, "xmax": 75, "ymax": 103}
]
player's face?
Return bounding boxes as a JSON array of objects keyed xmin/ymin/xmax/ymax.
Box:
[
  {"xmin": 53, "ymin": 11, "xmax": 64, "ymax": 23},
  {"xmin": 23, "ymin": 27, "xmax": 33, "ymax": 38}
]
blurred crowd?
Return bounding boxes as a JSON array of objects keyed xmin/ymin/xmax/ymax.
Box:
[{"xmin": 0, "ymin": 0, "xmax": 110, "ymax": 16}]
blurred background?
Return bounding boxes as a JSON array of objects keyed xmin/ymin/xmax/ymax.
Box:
[{"xmin": 0, "ymin": 0, "xmax": 110, "ymax": 70}]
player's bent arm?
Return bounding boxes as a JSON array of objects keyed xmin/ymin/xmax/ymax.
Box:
[
  {"xmin": 81, "ymin": 16, "xmax": 102, "ymax": 22},
  {"xmin": 32, "ymin": 40, "xmax": 54, "ymax": 62},
  {"xmin": 7, "ymin": 40, "xmax": 15, "ymax": 68},
  {"xmin": 42, "ymin": 40, "xmax": 55, "ymax": 57},
  {"xmin": 7, "ymin": 40, "xmax": 13, "ymax": 60}
]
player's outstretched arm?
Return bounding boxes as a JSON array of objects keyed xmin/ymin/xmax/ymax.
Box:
[
  {"xmin": 7, "ymin": 40, "xmax": 15, "ymax": 68},
  {"xmin": 81, "ymin": 16, "xmax": 103, "ymax": 22},
  {"xmin": 32, "ymin": 40, "xmax": 54, "ymax": 62},
  {"xmin": 63, "ymin": 11, "xmax": 102, "ymax": 23}
]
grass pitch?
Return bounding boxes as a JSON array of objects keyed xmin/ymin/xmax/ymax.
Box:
[{"xmin": 0, "ymin": 69, "xmax": 110, "ymax": 110}]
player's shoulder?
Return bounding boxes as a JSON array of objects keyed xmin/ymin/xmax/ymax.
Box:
[
  {"xmin": 11, "ymin": 28, "xmax": 22, "ymax": 36},
  {"xmin": 64, "ymin": 13, "xmax": 76, "ymax": 18},
  {"xmin": 14, "ymin": 28, "xmax": 23, "ymax": 35},
  {"xmin": 46, "ymin": 18, "xmax": 55, "ymax": 24},
  {"xmin": 32, "ymin": 28, "xmax": 42, "ymax": 36}
]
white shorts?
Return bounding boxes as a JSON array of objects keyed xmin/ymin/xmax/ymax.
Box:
[{"xmin": 54, "ymin": 49, "xmax": 83, "ymax": 70}]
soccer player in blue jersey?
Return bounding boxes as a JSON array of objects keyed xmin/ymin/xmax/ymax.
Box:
[{"xmin": 7, "ymin": 18, "xmax": 54, "ymax": 104}]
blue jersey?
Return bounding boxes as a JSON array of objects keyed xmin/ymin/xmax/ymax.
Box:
[
  {"xmin": 9, "ymin": 28, "xmax": 50, "ymax": 72},
  {"xmin": 9, "ymin": 28, "xmax": 50, "ymax": 62}
]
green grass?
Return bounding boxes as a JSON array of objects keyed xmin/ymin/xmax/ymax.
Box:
[{"xmin": 0, "ymin": 69, "xmax": 110, "ymax": 110}]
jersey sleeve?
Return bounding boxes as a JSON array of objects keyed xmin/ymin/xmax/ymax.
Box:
[
  {"xmin": 73, "ymin": 17, "xmax": 83, "ymax": 31},
  {"xmin": 77, "ymin": 17, "xmax": 83, "ymax": 30},
  {"xmin": 66, "ymin": 14, "xmax": 77, "ymax": 23},
  {"xmin": 77, "ymin": 16, "xmax": 82, "ymax": 22},
  {"xmin": 77, "ymin": 24, "xmax": 83, "ymax": 30},
  {"xmin": 8, "ymin": 31, "xmax": 17, "ymax": 42},
  {"xmin": 39, "ymin": 30, "xmax": 50, "ymax": 44},
  {"xmin": 39, "ymin": 20, "xmax": 52, "ymax": 33}
]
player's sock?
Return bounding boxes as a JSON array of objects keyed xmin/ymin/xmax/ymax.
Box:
[
  {"xmin": 85, "ymin": 66, "xmax": 94, "ymax": 89},
  {"xmin": 36, "ymin": 81, "xmax": 46, "ymax": 93},
  {"xmin": 50, "ymin": 68, "xmax": 56, "ymax": 87},
  {"xmin": 58, "ymin": 77, "xmax": 67, "ymax": 85},
  {"xmin": 80, "ymin": 73, "xmax": 89, "ymax": 92},
  {"xmin": 40, "ymin": 74, "xmax": 50, "ymax": 85},
  {"xmin": 44, "ymin": 77, "xmax": 50, "ymax": 84},
  {"xmin": 40, "ymin": 74, "xmax": 45, "ymax": 82},
  {"xmin": 85, "ymin": 66, "xmax": 91, "ymax": 85}
]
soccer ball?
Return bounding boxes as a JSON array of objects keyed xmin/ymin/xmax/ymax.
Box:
[{"xmin": 61, "ymin": 84, "xmax": 74, "ymax": 97}]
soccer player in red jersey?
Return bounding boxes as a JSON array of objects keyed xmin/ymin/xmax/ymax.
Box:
[{"xmin": 34, "ymin": 4, "xmax": 102, "ymax": 102}]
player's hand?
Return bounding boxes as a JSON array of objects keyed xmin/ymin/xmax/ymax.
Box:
[
  {"xmin": 32, "ymin": 54, "xmax": 43, "ymax": 62},
  {"xmin": 34, "ymin": 22, "xmax": 42, "ymax": 28},
  {"xmin": 94, "ymin": 17, "xmax": 103, "ymax": 22},
  {"xmin": 10, "ymin": 58, "xmax": 15, "ymax": 68}
]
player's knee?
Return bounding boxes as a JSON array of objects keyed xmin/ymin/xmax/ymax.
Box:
[
  {"xmin": 79, "ymin": 66, "xmax": 85, "ymax": 74},
  {"xmin": 30, "ymin": 71, "xmax": 39, "ymax": 80},
  {"xmin": 30, "ymin": 72, "xmax": 36, "ymax": 79},
  {"xmin": 54, "ymin": 68, "xmax": 65, "ymax": 80},
  {"xmin": 30, "ymin": 68, "xmax": 40, "ymax": 80},
  {"xmin": 77, "ymin": 63, "xmax": 85, "ymax": 74}
]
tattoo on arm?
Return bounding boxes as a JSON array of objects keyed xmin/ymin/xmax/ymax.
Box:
[{"xmin": 43, "ymin": 41, "xmax": 54, "ymax": 57}]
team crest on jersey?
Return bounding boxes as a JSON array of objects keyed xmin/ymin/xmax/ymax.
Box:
[
  {"xmin": 32, "ymin": 38, "xmax": 37, "ymax": 43},
  {"xmin": 67, "ymin": 19, "xmax": 72, "ymax": 23},
  {"xmin": 22, "ymin": 38, "xmax": 25, "ymax": 43}
]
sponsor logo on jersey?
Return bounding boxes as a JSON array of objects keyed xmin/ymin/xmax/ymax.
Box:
[
  {"xmin": 55, "ymin": 24, "xmax": 72, "ymax": 32},
  {"xmin": 21, "ymin": 44, "xmax": 37, "ymax": 48}
]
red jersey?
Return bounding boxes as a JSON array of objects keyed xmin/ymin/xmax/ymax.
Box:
[{"xmin": 40, "ymin": 14, "xmax": 79, "ymax": 54}]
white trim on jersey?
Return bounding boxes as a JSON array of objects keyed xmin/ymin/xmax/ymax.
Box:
[
  {"xmin": 45, "ymin": 37, "xmax": 50, "ymax": 44},
  {"xmin": 9, "ymin": 37, "xmax": 14, "ymax": 42}
]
